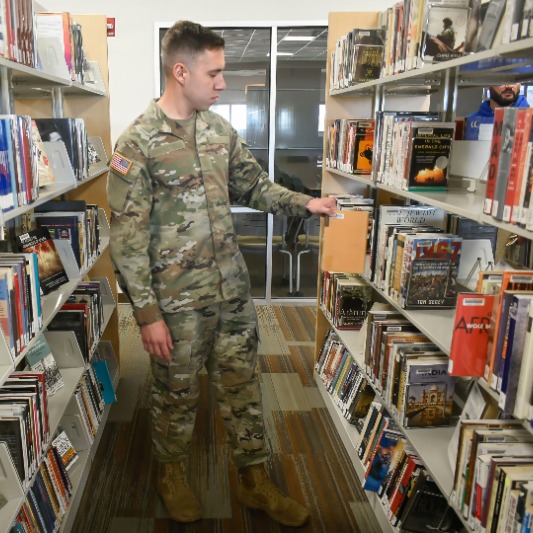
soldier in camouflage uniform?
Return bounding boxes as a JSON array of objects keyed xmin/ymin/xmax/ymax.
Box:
[{"xmin": 107, "ymin": 20, "xmax": 336, "ymax": 526}]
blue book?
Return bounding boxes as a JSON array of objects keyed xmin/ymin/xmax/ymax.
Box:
[
  {"xmin": 363, "ymin": 429, "xmax": 404, "ymax": 492},
  {"xmin": 92, "ymin": 360, "xmax": 117, "ymax": 404},
  {"xmin": 499, "ymin": 294, "xmax": 533, "ymax": 414}
]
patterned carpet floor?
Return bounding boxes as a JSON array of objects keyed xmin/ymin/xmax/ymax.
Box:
[{"xmin": 70, "ymin": 304, "xmax": 380, "ymax": 533}]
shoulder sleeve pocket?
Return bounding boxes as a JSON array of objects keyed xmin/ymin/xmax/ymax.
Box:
[{"xmin": 107, "ymin": 146, "xmax": 144, "ymax": 212}]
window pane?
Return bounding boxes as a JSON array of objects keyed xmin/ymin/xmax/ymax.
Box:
[
  {"xmin": 212, "ymin": 27, "xmax": 272, "ymax": 298},
  {"xmin": 212, "ymin": 104, "xmax": 230, "ymax": 121}
]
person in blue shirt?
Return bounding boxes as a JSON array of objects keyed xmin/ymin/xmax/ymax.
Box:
[
  {"xmin": 467, "ymin": 83, "xmax": 529, "ymax": 119},
  {"xmin": 465, "ymin": 83, "xmax": 529, "ymax": 139}
]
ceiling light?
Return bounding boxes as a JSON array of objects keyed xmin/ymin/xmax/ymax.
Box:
[
  {"xmin": 276, "ymin": 52, "xmax": 294, "ymax": 56},
  {"xmin": 282, "ymin": 36, "xmax": 316, "ymax": 42}
]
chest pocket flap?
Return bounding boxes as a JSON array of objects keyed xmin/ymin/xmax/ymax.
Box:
[{"xmin": 150, "ymin": 139, "xmax": 186, "ymax": 157}]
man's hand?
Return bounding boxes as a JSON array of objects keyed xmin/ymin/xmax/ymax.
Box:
[
  {"xmin": 306, "ymin": 197, "xmax": 337, "ymax": 216},
  {"xmin": 140, "ymin": 320, "xmax": 174, "ymax": 363}
]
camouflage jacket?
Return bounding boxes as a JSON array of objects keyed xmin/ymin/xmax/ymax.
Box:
[{"xmin": 107, "ymin": 99, "xmax": 312, "ymax": 326}]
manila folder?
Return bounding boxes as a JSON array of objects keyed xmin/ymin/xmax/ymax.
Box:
[{"xmin": 321, "ymin": 210, "xmax": 369, "ymax": 273}]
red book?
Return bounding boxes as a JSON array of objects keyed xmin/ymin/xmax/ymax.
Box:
[
  {"xmin": 15, "ymin": 371, "xmax": 50, "ymax": 441},
  {"xmin": 18, "ymin": 116, "xmax": 34, "ymax": 205},
  {"xmin": 388, "ymin": 454, "xmax": 423, "ymax": 517},
  {"xmin": 449, "ymin": 293, "xmax": 494, "ymax": 376},
  {"xmin": 503, "ymin": 108, "xmax": 533, "ymax": 222},
  {"xmin": 484, "ymin": 107, "xmax": 504, "ymax": 215}
]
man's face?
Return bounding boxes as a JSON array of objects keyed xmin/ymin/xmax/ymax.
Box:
[
  {"xmin": 181, "ymin": 48, "xmax": 226, "ymax": 112},
  {"xmin": 489, "ymin": 84, "xmax": 521, "ymax": 107}
]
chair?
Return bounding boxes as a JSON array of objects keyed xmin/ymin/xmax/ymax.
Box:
[
  {"xmin": 232, "ymin": 212, "xmax": 294, "ymax": 294},
  {"xmin": 294, "ymin": 215, "xmax": 321, "ymax": 296}
]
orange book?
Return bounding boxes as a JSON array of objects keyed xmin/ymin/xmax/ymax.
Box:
[{"xmin": 353, "ymin": 120, "xmax": 374, "ymax": 174}]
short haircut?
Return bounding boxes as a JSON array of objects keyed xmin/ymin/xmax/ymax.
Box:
[{"xmin": 161, "ymin": 21, "xmax": 225, "ymax": 77}]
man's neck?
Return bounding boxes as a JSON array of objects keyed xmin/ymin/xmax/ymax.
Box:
[{"xmin": 157, "ymin": 93, "xmax": 195, "ymax": 121}]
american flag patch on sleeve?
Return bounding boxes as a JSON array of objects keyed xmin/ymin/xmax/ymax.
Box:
[{"xmin": 110, "ymin": 152, "xmax": 133, "ymax": 175}]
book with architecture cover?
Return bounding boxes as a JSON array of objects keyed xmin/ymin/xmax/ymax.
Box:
[{"xmin": 401, "ymin": 356, "xmax": 455, "ymax": 427}]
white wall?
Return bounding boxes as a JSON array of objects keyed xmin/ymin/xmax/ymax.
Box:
[{"xmin": 38, "ymin": 0, "xmax": 395, "ymax": 144}]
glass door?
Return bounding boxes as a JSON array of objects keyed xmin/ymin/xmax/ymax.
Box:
[{"xmin": 274, "ymin": 27, "xmax": 327, "ymax": 298}]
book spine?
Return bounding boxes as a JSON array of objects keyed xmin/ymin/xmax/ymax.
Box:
[{"xmin": 485, "ymin": 108, "xmax": 504, "ymax": 215}]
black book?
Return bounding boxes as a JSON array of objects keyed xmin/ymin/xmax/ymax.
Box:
[
  {"xmin": 397, "ymin": 471, "xmax": 452, "ymax": 532},
  {"xmin": 0, "ymin": 416, "xmax": 25, "ymax": 482},
  {"xmin": 47, "ymin": 309, "xmax": 89, "ymax": 362},
  {"xmin": 33, "ymin": 118, "xmax": 83, "ymax": 180}
]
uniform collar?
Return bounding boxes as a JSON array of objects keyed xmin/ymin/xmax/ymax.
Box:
[{"xmin": 147, "ymin": 99, "xmax": 212, "ymax": 140}]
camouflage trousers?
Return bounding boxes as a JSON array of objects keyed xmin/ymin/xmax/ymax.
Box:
[{"xmin": 150, "ymin": 295, "xmax": 269, "ymax": 468}]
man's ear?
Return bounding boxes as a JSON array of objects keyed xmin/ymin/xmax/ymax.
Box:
[{"xmin": 173, "ymin": 63, "xmax": 187, "ymax": 83}]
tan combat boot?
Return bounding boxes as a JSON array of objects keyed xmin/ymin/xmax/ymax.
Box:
[
  {"xmin": 156, "ymin": 462, "xmax": 202, "ymax": 522},
  {"xmin": 237, "ymin": 463, "xmax": 310, "ymax": 527}
]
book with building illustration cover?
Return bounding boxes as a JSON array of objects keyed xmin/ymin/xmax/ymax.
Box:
[{"xmin": 400, "ymin": 357, "xmax": 455, "ymax": 427}]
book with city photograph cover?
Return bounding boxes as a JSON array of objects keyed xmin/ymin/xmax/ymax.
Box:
[{"xmin": 401, "ymin": 358, "xmax": 455, "ymax": 428}]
